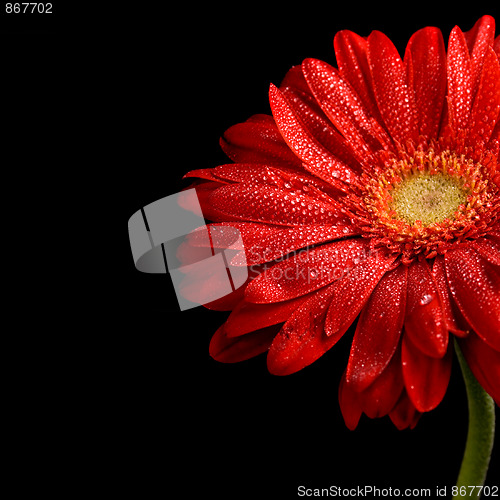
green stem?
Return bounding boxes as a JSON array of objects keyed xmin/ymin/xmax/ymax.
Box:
[{"xmin": 454, "ymin": 340, "xmax": 495, "ymax": 500}]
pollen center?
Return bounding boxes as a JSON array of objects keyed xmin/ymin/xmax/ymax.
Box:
[
  {"xmin": 389, "ymin": 173, "xmax": 467, "ymax": 226},
  {"xmin": 358, "ymin": 148, "xmax": 498, "ymax": 261}
]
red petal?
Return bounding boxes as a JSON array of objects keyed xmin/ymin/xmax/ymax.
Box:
[
  {"xmin": 447, "ymin": 26, "xmax": 474, "ymax": 135},
  {"xmin": 402, "ymin": 333, "xmax": 452, "ymax": 412},
  {"xmin": 463, "ymin": 15, "xmax": 496, "ymax": 92},
  {"xmin": 208, "ymin": 183, "xmax": 342, "ymax": 226},
  {"xmin": 404, "ymin": 27, "xmax": 446, "ymax": 139},
  {"xmin": 211, "ymin": 162, "xmax": 347, "ymax": 200},
  {"xmin": 266, "ymin": 284, "xmax": 338, "ymax": 375},
  {"xmin": 324, "ymin": 249, "xmax": 398, "ymax": 338},
  {"xmin": 302, "ymin": 58, "xmax": 386, "ymax": 158},
  {"xmin": 183, "ymin": 222, "xmax": 251, "ymax": 251},
  {"xmin": 432, "ymin": 256, "xmax": 470, "ymax": 337},
  {"xmin": 188, "ymin": 221, "xmax": 327, "ymax": 268},
  {"xmin": 446, "ymin": 248, "xmax": 500, "ymax": 351},
  {"xmin": 176, "ymin": 254, "xmax": 247, "ymax": 311},
  {"xmin": 459, "ymin": 333, "xmax": 500, "ymax": 405},
  {"xmin": 338, "ymin": 371, "xmax": 363, "ymax": 430},
  {"xmin": 334, "ymin": 30, "xmax": 382, "ymax": 123},
  {"xmin": 279, "ymin": 84, "xmax": 363, "ymax": 172},
  {"xmin": 488, "ymin": 225, "xmax": 500, "ymax": 243},
  {"xmin": 211, "ymin": 163, "xmax": 296, "ymax": 186},
  {"xmin": 346, "ymin": 265, "xmax": 407, "ymax": 392},
  {"xmin": 224, "ymin": 295, "xmax": 311, "ymax": 338},
  {"xmin": 464, "ymin": 15, "xmax": 496, "ymax": 53},
  {"xmin": 269, "ymin": 84, "xmax": 358, "ymax": 187},
  {"xmin": 183, "ymin": 168, "xmax": 230, "ymax": 183},
  {"xmin": 357, "ymin": 346, "xmax": 404, "ymax": 419},
  {"xmin": 472, "ymin": 237, "xmax": 500, "ymax": 267},
  {"xmin": 209, "ymin": 323, "xmax": 278, "ymax": 363},
  {"xmin": 405, "ymin": 259, "xmax": 449, "ymax": 358},
  {"xmin": 245, "ymin": 239, "xmax": 371, "ymax": 303},
  {"xmin": 389, "ymin": 392, "xmax": 422, "ymax": 430},
  {"xmin": 241, "ymin": 224, "xmax": 360, "ymax": 266},
  {"xmin": 180, "ymin": 181, "xmax": 233, "ymax": 222},
  {"xmin": 220, "ymin": 114, "xmax": 301, "ymax": 168},
  {"xmin": 267, "ymin": 251, "xmax": 396, "ymax": 375},
  {"xmin": 467, "ymin": 46, "xmax": 500, "ymax": 147},
  {"xmin": 193, "ymin": 222, "xmax": 279, "ymax": 251},
  {"xmin": 367, "ymin": 30, "xmax": 418, "ymax": 145},
  {"xmin": 202, "ymin": 286, "xmax": 247, "ymax": 311},
  {"xmin": 488, "ymin": 119, "xmax": 500, "ymax": 151},
  {"xmin": 494, "ymin": 35, "xmax": 500, "ymax": 58},
  {"xmin": 280, "ymin": 65, "xmax": 313, "ymax": 96}
]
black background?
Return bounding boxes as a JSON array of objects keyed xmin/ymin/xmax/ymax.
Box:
[{"xmin": 2, "ymin": 1, "xmax": 499, "ymax": 497}]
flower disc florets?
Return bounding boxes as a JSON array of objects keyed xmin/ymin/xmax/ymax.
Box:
[{"xmin": 353, "ymin": 145, "xmax": 500, "ymax": 263}]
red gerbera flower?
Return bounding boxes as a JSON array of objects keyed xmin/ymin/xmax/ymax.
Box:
[{"xmin": 183, "ymin": 15, "xmax": 500, "ymax": 430}]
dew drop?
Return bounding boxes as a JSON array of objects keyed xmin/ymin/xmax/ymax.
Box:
[{"xmin": 419, "ymin": 293, "xmax": 435, "ymax": 306}]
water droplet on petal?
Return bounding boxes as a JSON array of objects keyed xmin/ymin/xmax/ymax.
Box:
[{"xmin": 419, "ymin": 293, "xmax": 434, "ymax": 306}]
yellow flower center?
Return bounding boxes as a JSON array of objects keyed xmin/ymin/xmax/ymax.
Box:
[
  {"xmin": 390, "ymin": 172, "xmax": 468, "ymax": 226},
  {"xmin": 356, "ymin": 148, "xmax": 498, "ymax": 262}
]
